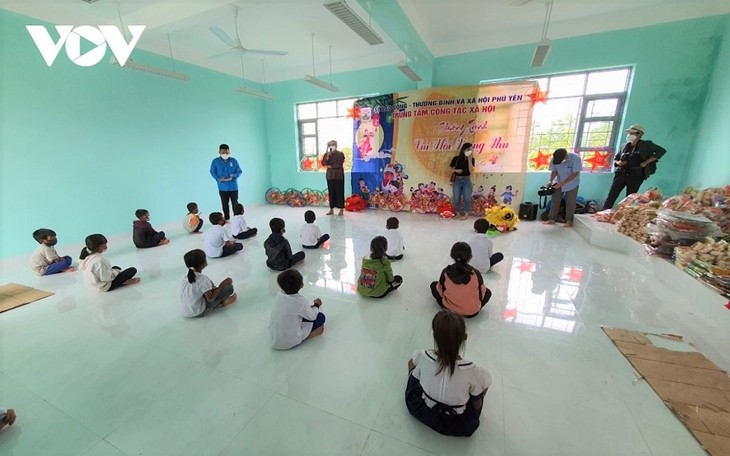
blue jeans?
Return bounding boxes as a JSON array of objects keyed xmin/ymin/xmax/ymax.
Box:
[
  {"xmin": 453, "ymin": 177, "xmax": 472, "ymax": 213},
  {"xmin": 44, "ymin": 256, "xmax": 72, "ymax": 275}
]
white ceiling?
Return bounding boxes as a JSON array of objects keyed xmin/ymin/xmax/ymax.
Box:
[{"xmin": 3, "ymin": 0, "xmax": 730, "ymax": 83}]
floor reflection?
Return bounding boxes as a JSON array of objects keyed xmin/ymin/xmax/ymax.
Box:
[{"xmin": 504, "ymin": 257, "xmax": 583, "ymax": 333}]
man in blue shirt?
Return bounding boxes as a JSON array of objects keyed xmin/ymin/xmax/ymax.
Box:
[
  {"xmin": 209, "ymin": 144, "xmax": 242, "ymax": 221},
  {"xmin": 543, "ymin": 148, "xmax": 582, "ymax": 228}
]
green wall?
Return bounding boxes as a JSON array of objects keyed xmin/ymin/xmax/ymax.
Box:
[
  {"xmin": 0, "ymin": 9, "xmax": 270, "ymax": 258},
  {"xmin": 682, "ymin": 15, "xmax": 730, "ymax": 189}
]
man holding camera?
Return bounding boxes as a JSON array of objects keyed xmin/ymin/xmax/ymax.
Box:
[{"xmin": 543, "ymin": 148, "xmax": 582, "ymax": 228}]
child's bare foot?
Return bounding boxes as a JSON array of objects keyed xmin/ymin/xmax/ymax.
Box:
[
  {"xmin": 338, "ymin": 209, "xmax": 344, "ymax": 216},
  {"xmin": 159, "ymin": 239, "xmax": 170, "ymax": 245},
  {"xmin": 223, "ymin": 293, "xmax": 237, "ymax": 306},
  {"xmin": 124, "ymin": 277, "xmax": 141, "ymax": 286},
  {"xmin": 543, "ymin": 220, "xmax": 556, "ymax": 225},
  {"xmin": 64, "ymin": 266, "xmax": 77, "ymax": 273},
  {"xmin": 564, "ymin": 221, "xmax": 573, "ymax": 228},
  {"xmin": 326, "ymin": 210, "xmax": 334, "ymax": 215}
]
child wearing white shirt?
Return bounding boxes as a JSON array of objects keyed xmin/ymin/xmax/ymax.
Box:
[
  {"xmin": 268, "ymin": 269, "xmax": 325, "ymax": 350},
  {"xmin": 29, "ymin": 228, "xmax": 74, "ymax": 276},
  {"xmin": 467, "ymin": 219, "xmax": 504, "ymax": 273},
  {"xmin": 179, "ymin": 249, "xmax": 237, "ymax": 317},
  {"xmin": 204, "ymin": 212, "xmax": 243, "ymax": 258},
  {"xmin": 300, "ymin": 210, "xmax": 330, "ymax": 249},
  {"xmin": 231, "ymin": 203, "xmax": 258, "ymax": 239},
  {"xmin": 79, "ymin": 234, "xmax": 140, "ymax": 292},
  {"xmin": 384, "ymin": 217, "xmax": 404, "ymax": 260},
  {"xmin": 406, "ymin": 309, "xmax": 492, "ymax": 437}
]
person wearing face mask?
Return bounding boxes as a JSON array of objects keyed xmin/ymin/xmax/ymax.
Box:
[
  {"xmin": 321, "ymin": 140, "xmax": 346, "ymax": 216},
  {"xmin": 209, "ymin": 144, "xmax": 243, "ymax": 221},
  {"xmin": 543, "ymin": 148, "xmax": 582, "ymax": 228},
  {"xmin": 602, "ymin": 124, "xmax": 666, "ymax": 210},
  {"xmin": 450, "ymin": 143, "xmax": 476, "ymax": 220}
]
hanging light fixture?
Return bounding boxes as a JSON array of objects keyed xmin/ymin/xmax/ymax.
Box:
[
  {"xmin": 235, "ymin": 56, "xmax": 274, "ymax": 100},
  {"xmin": 531, "ymin": 0, "xmax": 554, "ymax": 67},
  {"xmin": 396, "ymin": 44, "xmax": 421, "ymax": 82},
  {"xmin": 304, "ymin": 34, "xmax": 340, "ymax": 92}
]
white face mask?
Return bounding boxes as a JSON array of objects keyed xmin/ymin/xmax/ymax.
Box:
[
  {"xmin": 220, "ymin": 153, "xmax": 230, "ymax": 160},
  {"xmin": 626, "ymin": 134, "xmax": 638, "ymax": 143},
  {"xmin": 465, "ymin": 149, "xmax": 473, "ymax": 156},
  {"xmin": 328, "ymin": 146, "xmax": 335, "ymax": 152}
]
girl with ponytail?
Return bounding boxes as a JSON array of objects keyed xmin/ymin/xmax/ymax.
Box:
[
  {"xmin": 179, "ymin": 249, "xmax": 237, "ymax": 317},
  {"xmin": 430, "ymin": 242, "xmax": 491, "ymax": 317},
  {"xmin": 405, "ymin": 309, "xmax": 492, "ymax": 436},
  {"xmin": 79, "ymin": 234, "xmax": 139, "ymax": 292}
]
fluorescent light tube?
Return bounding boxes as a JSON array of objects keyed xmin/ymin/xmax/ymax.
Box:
[
  {"xmin": 324, "ymin": 0, "xmax": 383, "ymax": 45},
  {"xmin": 304, "ymin": 74, "xmax": 340, "ymax": 92},
  {"xmin": 531, "ymin": 39, "xmax": 551, "ymax": 67},
  {"xmin": 235, "ymin": 86, "xmax": 274, "ymax": 100},
  {"xmin": 397, "ymin": 61, "xmax": 422, "ymax": 82},
  {"xmin": 110, "ymin": 57, "xmax": 190, "ymax": 81}
]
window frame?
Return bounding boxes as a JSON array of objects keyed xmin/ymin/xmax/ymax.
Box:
[
  {"xmin": 484, "ymin": 66, "xmax": 632, "ymax": 172},
  {"xmin": 295, "ymin": 97, "xmax": 358, "ymax": 173}
]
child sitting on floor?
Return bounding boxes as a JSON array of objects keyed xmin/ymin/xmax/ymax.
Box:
[
  {"xmin": 183, "ymin": 202, "xmax": 203, "ymax": 234},
  {"xmin": 268, "ymin": 269, "xmax": 325, "ymax": 349},
  {"xmin": 79, "ymin": 234, "xmax": 140, "ymax": 292},
  {"xmin": 30, "ymin": 228, "xmax": 74, "ymax": 276},
  {"xmin": 132, "ymin": 209, "xmax": 169, "ymax": 248},
  {"xmin": 467, "ymin": 219, "xmax": 504, "ymax": 273},
  {"xmin": 384, "ymin": 217, "xmax": 404, "ymax": 260},
  {"xmin": 430, "ymin": 242, "xmax": 491, "ymax": 318},
  {"xmin": 203, "ymin": 212, "xmax": 243, "ymax": 258},
  {"xmin": 357, "ymin": 236, "xmax": 403, "ymax": 298},
  {"xmin": 179, "ymin": 249, "xmax": 237, "ymax": 317},
  {"xmin": 300, "ymin": 210, "xmax": 330, "ymax": 249},
  {"xmin": 231, "ymin": 203, "xmax": 258, "ymax": 239},
  {"xmin": 264, "ymin": 218, "xmax": 305, "ymax": 271},
  {"xmin": 406, "ymin": 309, "xmax": 492, "ymax": 437}
]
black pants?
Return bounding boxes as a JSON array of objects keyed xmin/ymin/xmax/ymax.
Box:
[
  {"xmin": 233, "ymin": 228, "xmax": 258, "ymax": 239},
  {"xmin": 602, "ymin": 170, "xmax": 644, "ymax": 210},
  {"xmin": 372, "ymin": 275, "xmax": 403, "ymax": 298},
  {"xmin": 303, "ymin": 234, "xmax": 330, "ymax": 249},
  {"xmin": 108, "ymin": 267, "xmax": 137, "ymax": 291},
  {"xmin": 430, "ymin": 282, "xmax": 492, "ymax": 318},
  {"xmin": 405, "ymin": 375, "xmax": 484, "ymax": 437},
  {"xmin": 220, "ymin": 243, "xmax": 243, "ymax": 258},
  {"xmin": 489, "ymin": 253, "xmax": 504, "ymax": 267},
  {"xmin": 327, "ymin": 179, "xmax": 345, "ymax": 209},
  {"xmin": 193, "ymin": 219, "xmax": 203, "ymax": 233},
  {"xmin": 219, "ymin": 190, "xmax": 239, "ymax": 220},
  {"xmin": 386, "ymin": 254, "xmax": 404, "ymax": 261}
]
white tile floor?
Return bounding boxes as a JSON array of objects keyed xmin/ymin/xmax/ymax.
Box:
[{"xmin": 1, "ymin": 205, "xmax": 728, "ymax": 455}]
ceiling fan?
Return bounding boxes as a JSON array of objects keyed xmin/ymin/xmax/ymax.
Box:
[{"xmin": 208, "ymin": 5, "xmax": 287, "ymax": 58}]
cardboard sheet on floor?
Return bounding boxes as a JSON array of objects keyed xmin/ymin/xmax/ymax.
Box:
[
  {"xmin": 0, "ymin": 283, "xmax": 54, "ymax": 314},
  {"xmin": 603, "ymin": 327, "xmax": 730, "ymax": 456}
]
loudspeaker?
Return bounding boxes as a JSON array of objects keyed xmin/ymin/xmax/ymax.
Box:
[{"xmin": 519, "ymin": 202, "xmax": 538, "ymax": 221}]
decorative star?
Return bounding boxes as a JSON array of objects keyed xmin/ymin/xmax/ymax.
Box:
[
  {"xmin": 301, "ymin": 156, "xmax": 314, "ymax": 171},
  {"xmin": 517, "ymin": 260, "xmax": 535, "ymax": 274},
  {"xmin": 529, "ymin": 150, "xmax": 551, "ymax": 170},
  {"xmin": 564, "ymin": 267, "xmax": 583, "ymax": 282},
  {"xmin": 585, "ymin": 150, "xmax": 612, "ymax": 172},
  {"xmin": 347, "ymin": 106, "xmax": 361, "ymax": 119},
  {"xmin": 527, "ymin": 86, "xmax": 549, "ymax": 107}
]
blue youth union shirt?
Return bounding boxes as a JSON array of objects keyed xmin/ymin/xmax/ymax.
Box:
[{"xmin": 210, "ymin": 157, "xmax": 242, "ymax": 191}]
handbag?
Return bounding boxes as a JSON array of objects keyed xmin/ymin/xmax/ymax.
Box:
[
  {"xmin": 449, "ymin": 172, "xmax": 457, "ymax": 183},
  {"xmin": 538, "ymin": 186, "xmax": 555, "ymax": 209}
]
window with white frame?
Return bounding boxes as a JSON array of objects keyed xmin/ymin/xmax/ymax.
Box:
[
  {"xmin": 296, "ymin": 98, "xmax": 358, "ymax": 172},
  {"xmin": 493, "ymin": 68, "xmax": 632, "ymax": 172}
]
